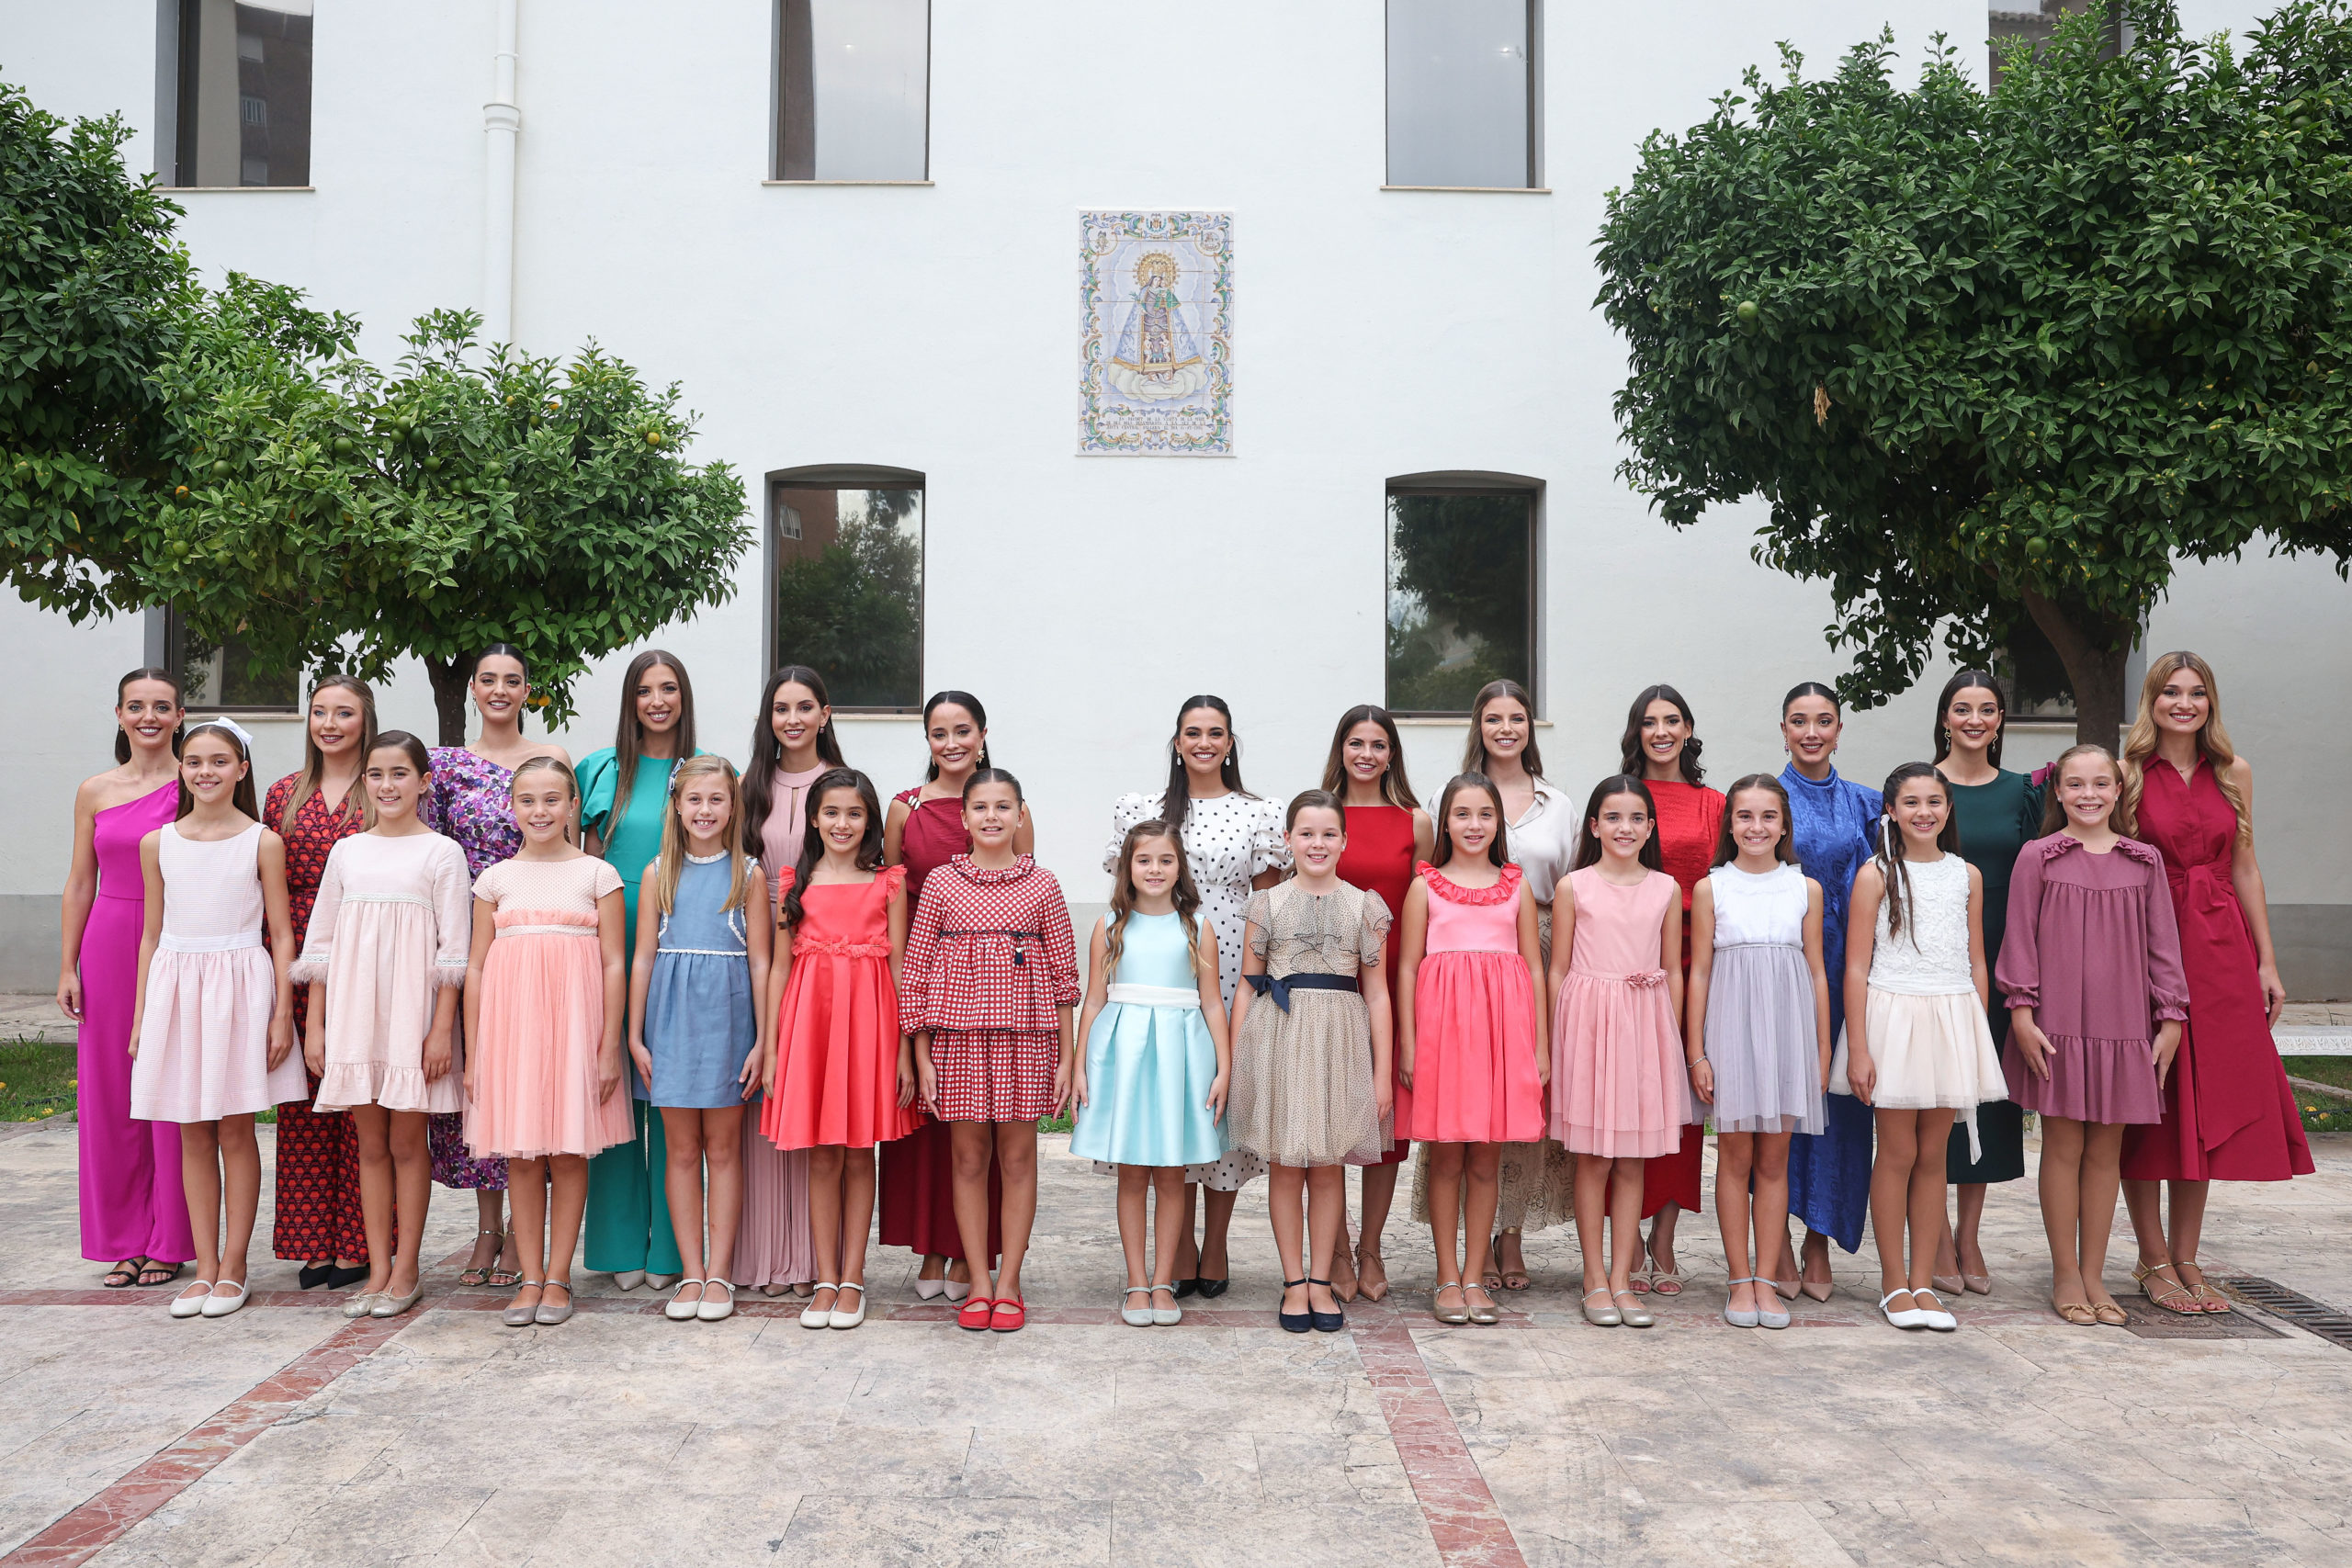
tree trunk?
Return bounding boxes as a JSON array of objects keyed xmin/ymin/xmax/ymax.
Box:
[
  {"xmin": 424, "ymin": 655, "xmax": 471, "ymax": 748},
  {"xmin": 2020, "ymin": 589, "xmax": 2131, "ymax": 749}
]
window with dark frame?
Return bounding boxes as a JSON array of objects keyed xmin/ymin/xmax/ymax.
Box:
[
  {"xmin": 1385, "ymin": 485, "xmax": 1537, "ymax": 716},
  {"xmin": 1385, "ymin": 0, "xmax": 1539, "ymax": 188},
  {"xmin": 769, "ymin": 471, "xmax": 924, "ymax": 712},
  {"xmin": 164, "ymin": 608, "xmax": 300, "ymax": 714},
  {"xmin": 167, "ymin": 0, "xmax": 312, "ymax": 188},
  {"xmin": 775, "ymin": 0, "xmax": 930, "ymax": 182}
]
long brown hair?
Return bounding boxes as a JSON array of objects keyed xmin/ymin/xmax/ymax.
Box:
[
  {"xmin": 1931, "ymin": 669, "xmax": 2007, "ymax": 772},
  {"xmin": 1618, "ymin": 683, "xmax": 1704, "ymax": 785},
  {"xmin": 113, "ymin": 666, "xmax": 185, "ymax": 764},
  {"xmin": 742, "ymin": 664, "xmax": 849, "ymax": 859},
  {"xmin": 1872, "ymin": 762, "xmax": 1962, "ymax": 942},
  {"xmin": 2040, "ymin": 743, "xmax": 2134, "ymax": 838},
  {"xmin": 608, "ymin": 649, "xmax": 697, "ymax": 834},
  {"xmin": 1104, "ymin": 819, "xmax": 1204, "ymax": 984},
  {"xmin": 361, "ymin": 731, "xmax": 433, "ymax": 830},
  {"xmin": 650, "ymin": 755, "xmax": 751, "ymax": 917},
  {"xmin": 1319, "ymin": 704, "xmax": 1419, "ymax": 808},
  {"xmin": 174, "ymin": 721, "xmax": 260, "ymax": 822},
  {"xmin": 783, "ymin": 768, "xmax": 885, "ymax": 931},
  {"xmin": 2122, "ymin": 650, "xmax": 2248, "ymax": 844},
  {"xmin": 1431, "ymin": 773, "xmax": 1510, "ymax": 868},
  {"xmin": 1460, "ymin": 679, "xmax": 1545, "ymax": 779},
  {"xmin": 1160, "ymin": 694, "xmax": 1252, "ymax": 826},
  {"xmin": 1570, "ymin": 775, "xmax": 1664, "ymax": 872},
  {"xmin": 279, "ymin": 672, "xmax": 378, "ymax": 834},
  {"xmin": 1711, "ymin": 773, "xmax": 1800, "ymax": 867}
]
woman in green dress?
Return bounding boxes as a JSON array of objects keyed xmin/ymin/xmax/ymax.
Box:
[
  {"xmin": 579, "ymin": 650, "xmax": 703, "ymax": 1290},
  {"xmin": 1931, "ymin": 670, "xmax": 2043, "ymax": 1293}
]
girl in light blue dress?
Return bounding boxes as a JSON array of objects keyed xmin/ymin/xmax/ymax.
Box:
[{"xmin": 1072, "ymin": 820, "xmax": 1231, "ymax": 1325}]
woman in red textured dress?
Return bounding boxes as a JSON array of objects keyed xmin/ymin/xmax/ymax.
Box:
[
  {"xmin": 2120, "ymin": 652, "xmax": 2312, "ymax": 1316},
  {"xmin": 1323, "ymin": 705, "xmax": 1432, "ymax": 1303},
  {"xmin": 266, "ymin": 675, "xmax": 378, "ymax": 1289},
  {"xmin": 1624, "ymin": 685, "xmax": 1722, "ymax": 1298},
  {"xmin": 878, "ymin": 693, "xmax": 1025, "ymax": 1298}
]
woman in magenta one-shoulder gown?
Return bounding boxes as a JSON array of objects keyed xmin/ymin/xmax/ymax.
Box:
[{"xmin": 58, "ymin": 670, "xmax": 196, "ymax": 1284}]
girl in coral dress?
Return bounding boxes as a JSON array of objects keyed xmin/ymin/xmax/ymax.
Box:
[
  {"xmin": 296, "ymin": 733, "xmax": 472, "ymax": 1321},
  {"xmin": 1551, "ymin": 776, "xmax": 1687, "ymax": 1330},
  {"xmin": 765, "ymin": 769, "xmax": 920, "ymax": 1332},
  {"xmin": 1396, "ymin": 774, "xmax": 1547, "ymax": 1326},
  {"xmin": 464, "ymin": 757, "xmax": 632, "ymax": 1328},
  {"xmin": 129, "ymin": 720, "xmax": 303, "ymax": 1319}
]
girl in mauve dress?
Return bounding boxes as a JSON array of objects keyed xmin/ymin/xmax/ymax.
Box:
[
  {"xmin": 1552, "ymin": 777, "xmax": 1687, "ymax": 1330},
  {"xmin": 766, "ymin": 769, "xmax": 920, "ymax": 1331},
  {"xmin": 903, "ymin": 769, "xmax": 1078, "ymax": 1334},
  {"xmin": 267, "ymin": 676, "xmax": 376, "ymax": 1290},
  {"xmin": 1999, "ymin": 744, "xmax": 2187, "ymax": 1327},
  {"xmin": 464, "ymin": 757, "xmax": 633, "ymax": 1328},
  {"xmin": 1395, "ymin": 774, "xmax": 1546, "ymax": 1326},
  {"xmin": 129, "ymin": 720, "xmax": 303, "ymax": 1320}
]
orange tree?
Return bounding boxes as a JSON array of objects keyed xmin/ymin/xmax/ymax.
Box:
[{"xmin": 1595, "ymin": 0, "xmax": 2352, "ymax": 740}]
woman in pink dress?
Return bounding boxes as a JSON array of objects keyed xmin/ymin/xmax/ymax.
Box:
[
  {"xmin": 57, "ymin": 668, "xmax": 194, "ymax": 1288},
  {"xmin": 2120, "ymin": 652, "xmax": 2312, "ymax": 1316}
]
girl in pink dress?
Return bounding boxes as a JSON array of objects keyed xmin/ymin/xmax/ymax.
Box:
[
  {"xmin": 1550, "ymin": 776, "xmax": 1688, "ymax": 1329},
  {"xmin": 295, "ymin": 733, "xmax": 473, "ymax": 1320},
  {"xmin": 128, "ymin": 720, "xmax": 304, "ymax": 1319},
  {"xmin": 464, "ymin": 757, "xmax": 633, "ymax": 1328},
  {"xmin": 1396, "ymin": 773, "xmax": 1547, "ymax": 1325},
  {"xmin": 2002, "ymin": 744, "xmax": 2188, "ymax": 1326},
  {"xmin": 764, "ymin": 769, "xmax": 920, "ymax": 1331}
]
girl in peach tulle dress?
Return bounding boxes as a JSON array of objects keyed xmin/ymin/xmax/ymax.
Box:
[
  {"xmin": 1550, "ymin": 776, "xmax": 1688, "ymax": 1329},
  {"xmin": 462, "ymin": 757, "xmax": 631, "ymax": 1328}
]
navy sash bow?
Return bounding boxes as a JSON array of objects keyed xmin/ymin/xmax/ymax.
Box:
[{"xmin": 1245, "ymin": 972, "xmax": 1361, "ymax": 1012}]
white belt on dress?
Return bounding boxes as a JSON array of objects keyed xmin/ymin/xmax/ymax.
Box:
[
  {"xmin": 496, "ymin": 924, "xmax": 597, "ymax": 939},
  {"xmin": 1106, "ymin": 982, "xmax": 1200, "ymax": 1009},
  {"xmin": 158, "ymin": 931, "xmax": 265, "ymax": 953}
]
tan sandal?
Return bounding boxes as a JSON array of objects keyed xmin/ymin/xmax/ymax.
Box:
[
  {"xmin": 2134, "ymin": 1260, "xmax": 2199, "ymax": 1316},
  {"xmin": 2092, "ymin": 1301, "xmax": 2129, "ymax": 1327},
  {"xmin": 2176, "ymin": 1262, "xmax": 2233, "ymax": 1314},
  {"xmin": 2052, "ymin": 1300, "xmax": 2098, "ymax": 1325}
]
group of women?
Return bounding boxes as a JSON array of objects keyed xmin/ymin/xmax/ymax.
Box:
[{"xmin": 58, "ymin": 648, "xmax": 2311, "ymax": 1318}]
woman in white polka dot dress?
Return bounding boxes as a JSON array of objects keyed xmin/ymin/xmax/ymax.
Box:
[{"xmin": 1103, "ymin": 696, "xmax": 1290, "ymax": 1296}]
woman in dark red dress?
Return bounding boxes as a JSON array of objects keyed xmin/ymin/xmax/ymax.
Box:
[
  {"xmin": 1625, "ymin": 685, "xmax": 1722, "ymax": 1297},
  {"xmin": 266, "ymin": 675, "xmax": 377, "ymax": 1287},
  {"xmin": 878, "ymin": 692, "xmax": 1023, "ymax": 1297},
  {"xmin": 2120, "ymin": 652, "xmax": 2312, "ymax": 1315},
  {"xmin": 1323, "ymin": 705, "xmax": 1432, "ymax": 1302}
]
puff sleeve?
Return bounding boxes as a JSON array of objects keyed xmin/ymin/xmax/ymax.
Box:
[
  {"xmin": 1249, "ymin": 797, "xmax": 1293, "ymax": 878},
  {"xmin": 1358, "ymin": 889, "xmax": 1394, "ymax": 964},
  {"xmin": 1103, "ymin": 792, "xmax": 1152, "ymax": 875},
  {"xmin": 2139, "ymin": 846, "xmax": 2190, "ymax": 1024}
]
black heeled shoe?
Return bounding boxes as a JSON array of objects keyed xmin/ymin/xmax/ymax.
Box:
[
  {"xmin": 1307, "ymin": 1278, "xmax": 1345, "ymax": 1333},
  {"xmin": 326, "ymin": 1263, "xmax": 370, "ymax": 1290},
  {"xmin": 297, "ymin": 1262, "xmax": 335, "ymax": 1291},
  {"xmin": 1194, "ymin": 1274, "xmax": 1230, "ymax": 1299},
  {"xmin": 1171, "ymin": 1276, "xmax": 1199, "ymax": 1300},
  {"xmin": 1277, "ymin": 1278, "xmax": 1312, "ymax": 1334}
]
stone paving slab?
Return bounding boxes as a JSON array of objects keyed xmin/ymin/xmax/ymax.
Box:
[{"xmin": 1, "ymin": 1121, "xmax": 2349, "ymax": 1566}]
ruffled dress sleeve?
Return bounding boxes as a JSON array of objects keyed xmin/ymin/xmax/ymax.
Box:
[
  {"xmin": 577, "ymin": 749, "xmax": 620, "ymax": 840},
  {"xmin": 290, "ymin": 840, "xmax": 345, "ymax": 984},
  {"xmin": 1250, "ymin": 796, "xmax": 1293, "ymax": 877},
  {"xmin": 431, "ymin": 837, "xmax": 473, "ymax": 987},
  {"xmin": 1103, "ymin": 792, "xmax": 1150, "ymax": 874},
  {"xmin": 1995, "ymin": 838, "xmax": 2047, "ymax": 1010},
  {"xmin": 1358, "ymin": 889, "xmax": 1394, "ymax": 964}
]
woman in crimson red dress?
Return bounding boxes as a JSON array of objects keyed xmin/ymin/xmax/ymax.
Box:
[
  {"xmin": 878, "ymin": 693, "xmax": 1023, "ymax": 1298},
  {"xmin": 2120, "ymin": 652, "xmax": 2311, "ymax": 1316},
  {"xmin": 1625, "ymin": 685, "xmax": 1722, "ymax": 1297},
  {"xmin": 1322, "ymin": 705, "xmax": 1432, "ymax": 1303},
  {"xmin": 266, "ymin": 675, "xmax": 378, "ymax": 1289}
]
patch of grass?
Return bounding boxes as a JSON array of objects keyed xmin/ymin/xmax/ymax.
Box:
[
  {"xmin": 1040, "ymin": 1109, "xmax": 1075, "ymax": 1134},
  {"xmin": 2284, "ymin": 1058, "xmax": 2352, "ymax": 1133},
  {"xmin": 0, "ymin": 1040, "xmax": 76, "ymax": 1122},
  {"xmin": 2283, "ymin": 1055, "xmax": 2352, "ymax": 1092}
]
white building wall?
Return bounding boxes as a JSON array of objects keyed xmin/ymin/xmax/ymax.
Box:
[{"xmin": 3, "ymin": 0, "xmax": 2344, "ymax": 993}]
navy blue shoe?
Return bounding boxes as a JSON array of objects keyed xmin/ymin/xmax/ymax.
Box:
[
  {"xmin": 1307, "ymin": 1278, "xmax": 1345, "ymax": 1333},
  {"xmin": 1277, "ymin": 1277, "xmax": 1312, "ymax": 1334}
]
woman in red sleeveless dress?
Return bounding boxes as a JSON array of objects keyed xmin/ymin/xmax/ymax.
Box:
[
  {"xmin": 2120, "ymin": 653, "xmax": 2311, "ymax": 1316},
  {"xmin": 1625, "ymin": 686, "xmax": 1722, "ymax": 1297},
  {"xmin": 1324, "ymin": 706, "xmax": 1431, "ymax": 1302}
]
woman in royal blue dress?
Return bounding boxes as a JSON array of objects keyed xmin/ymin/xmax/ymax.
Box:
[{"xmin": 1774, "ymin": 682, "xmax": 1882, "ymax": 1301}]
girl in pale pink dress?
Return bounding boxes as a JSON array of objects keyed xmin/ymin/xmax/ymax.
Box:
[
  {"xmin": 463, "ymin": 756, "xmax": 633, "ymax": 1327},
  {"xmin": 295, "ymin": 733, "xmax": 472, "ymax": 1320},
  {"xmin": 128, "ymin": 720, "xmax": 305, "ymax": 1319},
  {"xmin": 1550, "ymin": 776, "xmax": 1688, "ymax": 1329}
]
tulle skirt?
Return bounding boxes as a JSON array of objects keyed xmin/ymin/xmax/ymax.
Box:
[
  {"xmin": 465, "ymin": 919, "xmax": 633, "ymax": 1159},
  {"xmin": 1851, "ymin": 987, "xmax": 2007, "ymax": 1161},
  {"xmin": 1702, "ymin": 942, "xmax": 1825, "ymax": 1136},
  {"xmin": 1551, "ymin": 969, "xmax": 1690, "ymax": 1157}
]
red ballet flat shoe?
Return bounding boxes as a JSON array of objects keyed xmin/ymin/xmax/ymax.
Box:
[
  {"xmin": 989, "ymin": 1297, "xmax": 1026, "ymax": 1332},
  {"xmin": 956, "ymin": 1295, "xmax": 995, "ymax": 1331}
]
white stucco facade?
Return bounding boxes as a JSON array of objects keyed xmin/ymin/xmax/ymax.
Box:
[{"xmin": 3, "ymin": 0, "xmax": 2343, "ymax": 993}]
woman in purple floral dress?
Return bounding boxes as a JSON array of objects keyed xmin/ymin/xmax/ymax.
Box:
[{"xmin": 424, "ymin": 645, "xmax": 571, "ymax": 1286}]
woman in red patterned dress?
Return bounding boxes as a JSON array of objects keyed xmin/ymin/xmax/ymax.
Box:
[
  {"xmin": 266, "ymin": 675, "xmax": 377, "ymax": 1289},
  {"xmin": 1625, "ymin": 685, "xmax": 1723, "ymax": 1298}
]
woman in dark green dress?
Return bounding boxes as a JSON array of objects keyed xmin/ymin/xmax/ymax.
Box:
[{"xmin": 1932, "ymin": 671, "xmax": 2042, "ymax": 1292}]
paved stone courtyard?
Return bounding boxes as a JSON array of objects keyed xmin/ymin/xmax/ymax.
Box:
[{"xmin": 3, "ymin": 1106, "xmax": 2350, "ymax": 1566}]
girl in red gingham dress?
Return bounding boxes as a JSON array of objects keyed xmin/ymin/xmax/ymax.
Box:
[{"xmin": 902, "ymin": 770, "xmax": 1079, "ymax": 1332}]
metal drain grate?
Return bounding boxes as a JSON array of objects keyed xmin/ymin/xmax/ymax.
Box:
[{"xmin": 2214, "ymin": 1275, "xmax": 2352, "ymax": 1348}]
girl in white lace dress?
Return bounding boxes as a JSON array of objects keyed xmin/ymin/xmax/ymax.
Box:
[{"xmin": 1843, "ymin": 762, "xmax": 2006, "ymax": 1332}]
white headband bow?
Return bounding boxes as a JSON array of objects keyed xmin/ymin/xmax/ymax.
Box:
[{"xmin": 197, "ymin": 715, "xmax": 257, "ymax": 753}]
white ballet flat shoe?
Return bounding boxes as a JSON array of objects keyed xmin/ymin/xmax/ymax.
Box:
[
  {"xmin": 1912, "ymin": 1288, "xmax": 1959, "ymax": 1332},
  {"xmin": 1758, "ymin": 1294, "xmax": 1792, "ymax": 1330},
  {"xmin": 801, "ymin": 1283, "xmax": 839, "ymax": 1330},
  {"xmin": 664, "ymin": 1280, "xmax": 707, "ymax": 1322},
  {"xmin": 1722, "ymin": 1276, "xmax": 1762, "ymax": 1328},
  {"xmin": 1881, "ymin": 1290, "xmax": 1928, "ymax": 1330},
  {"xmin": 200, "ymin": 1280, "xmax": 250, "ymax": 1319},
  {"xmin": 826, "ymin": 1282, "xmax": 865, "ymax": 1329},
  {"xmin": 170, "ymin": 1281, "xmax": 214, "ymax": 1319},
  {"xmin": 612, "ymin": 1269, "xmax": 646, "ymax": 1292},
  {"xmin": 699, "ymin": 1280, "xmax": 738, "ymax": 1323},
  {"xmin": 342, "ymin": 1290, "xmax": 383, "ymax": 1319},
  {"xmin": 1121, "ymin": 1286, "xmax": 1155, "ymax": 1327},
  {"xmin": 942, "ymin": 1277, "xmax": 972, "ymax": 1303},
  {"xmin": 1149, "ymin": 1287, "xmax": 1182, "ymax": 1327},
  {"xmin": 913, "ymin": 1276, "xmax": 947, "ymax": 1301}
]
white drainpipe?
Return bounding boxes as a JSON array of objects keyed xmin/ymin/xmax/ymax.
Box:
[{"xmin": 482, "ymin": 0, "xmax": 520, "ymax": 345}]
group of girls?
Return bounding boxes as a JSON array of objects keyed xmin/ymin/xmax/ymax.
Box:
[{"xmin": 59, "ymin": 647, "xmax": 2309, "ymax": 1336}]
